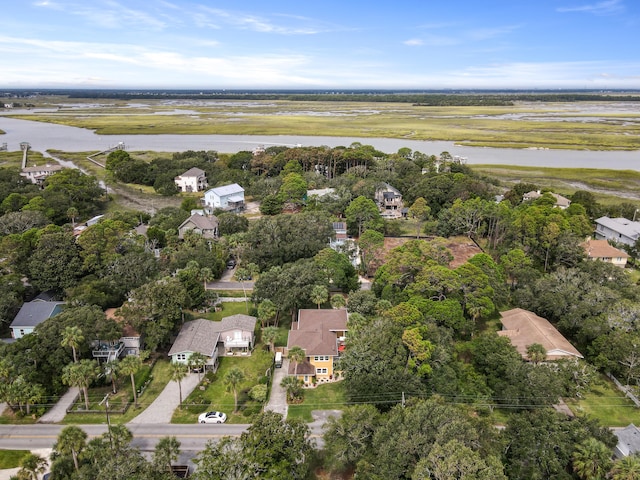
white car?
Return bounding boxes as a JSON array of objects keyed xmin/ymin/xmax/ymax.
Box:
[{"xmin": 198, "ymin": 411, "xmax": 227, "ymax": 424}]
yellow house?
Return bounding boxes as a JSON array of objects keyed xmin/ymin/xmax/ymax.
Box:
[{"xmin": 286, "ymin": 309, "xmax": 348, "ymax": 385}]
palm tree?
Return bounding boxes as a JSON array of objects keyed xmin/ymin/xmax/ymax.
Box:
[
  {"xmin": 18, "ymin": 452, "xmax": 47, "ymax": 480},
  {"xmin": 258, "ymin": 299, "xmax": 277, "ymax": 328},
  {"xmin": 119, "ymin": 355, "xmax": 143, "ymax": 408},
  {"xmin": 61, "ymin": 326, "xmax": 84, "ymax": 363},
  {"xmin": 199, "ymin": 267, "xmax": 213, "ymax": 291},
  {"xmin": 54, "ymin": 425, "xmax": 87, "ymax": 472},
  {"xmin": 288, "ymin": 346, "xmax": 306, "ymax": 378},
  {"xmin": 153, "ymin": 436, "xmax": 181, "ymax": 472},
  {"xmin": 572, "ymin": 437, "xmax": 613, "ymax": 480},
  {"xmin": 188, "ymin": 352, "xmax": 207, "ymax": 381},
  {"xmin": 310, "ymin": 285, "xmax": 329, "ymax": 309},
  {"xmin": 526, "ymin": 343, "xmax": 547, "ymax": 365},
  {"xmin": 25, "ymin": 382, "xmax": 46, "ymax": 416},
  {"xmin": 104, "ymin": 358, "xmax": 120, "ymax": 394},
  {"xmin": 610, "ymin": 455, "xmax": 640, "ymax": 480},
  {"xmin": 224, "ymin": 367, "xmax": 245, "ymax": 414},
  {"xmin": 262, "ymin": 326, "xmax": 279, "ymax": 353},
  {"xmin": 171, "ymin": 362, "xmax": 189, "ymax": 405},
  {"xmin": 281, "ymin": 376, "xmax": 303, "ymax": 403},
  {"xmin": 66, "ymin": 207, "xmax": 79, "ymax": 228},
  {"xmin": 62, "ymin": 360, "xmax": 100, "ymax": 410}
]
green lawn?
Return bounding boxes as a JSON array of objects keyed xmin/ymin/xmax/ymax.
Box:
[
  {"xmin": 565, "ymin": 376, "xmax": 640, "ymax": 427},
  {"xmin": 288, "ymin": 382, "xmax": 346, "ymax": 422},
  {"xmin": 193, "ymin": 301, "xmax": 254, "ymax": 321},
  {"xmin": 172, "ymin": 348, "xmax": 273, "ymax": 424},
  {"xmin": 63, "ymin": 358, "xmax": 174, "ymax": 425},
  {"xmin": 0, "ymin": 450, "xmax": 30, "ymax": 469}
]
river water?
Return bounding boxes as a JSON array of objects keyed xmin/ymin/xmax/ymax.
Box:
[{"xmin": 0, "ymin": 115, "xmax": 638, "ymax": 171}]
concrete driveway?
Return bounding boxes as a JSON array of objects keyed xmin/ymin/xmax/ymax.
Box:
[
  {"xmin": 265, "ymin": 358, "xmax": 289, "ymax": 417},
  {"xmin": 128, "ymin": 373, "xmax": 201, "ymax": 424}
]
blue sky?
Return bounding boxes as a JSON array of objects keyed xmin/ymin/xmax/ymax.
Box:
[{"xmin": 1, "ymin": 0, "xmax": 639, "ymax": 89}]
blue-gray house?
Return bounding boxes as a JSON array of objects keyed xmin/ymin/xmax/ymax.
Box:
[{"xmin": 10, "ymin": 300, "xmax": 65, "ymax": 339}]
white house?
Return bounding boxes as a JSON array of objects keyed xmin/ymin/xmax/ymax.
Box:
[
  {"xmin": 20, "ymin": 164, "xmax": 63, "ymax": 185},
  {"xmin": 204, "ymin": 183, "xmax": 245, "ymax": 212},
  {"xmin": 595, "ymin": 216, "xmax": 640, "ymax": 247},
  {"xmin": 174, "ymin": 167, "xmax": 208, "ymax": 193},
  {"xmin": 523, "ymin": 190, "xmax": 571, "ymax": 209}
]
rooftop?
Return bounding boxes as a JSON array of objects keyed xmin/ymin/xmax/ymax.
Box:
[{"xmin": 206, "ymin": 183, "xmax": 244, "ymax": 197}]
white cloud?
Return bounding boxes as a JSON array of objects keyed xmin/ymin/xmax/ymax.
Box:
[
  {"xmin": 196, "ymin": 6, "xmax": 325, "ymax": 35},
  {"xmin": 403, "ymin": 39, "xmax": 424, "ymax": 46},
  {"xmin": 557, "ymin": 0, "xmax": 625, "ymax": 15}
]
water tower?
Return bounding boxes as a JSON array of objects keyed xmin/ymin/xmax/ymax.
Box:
[{"xmin": 20, "ymin": 142, "xmax": 31, "ymax": 169}]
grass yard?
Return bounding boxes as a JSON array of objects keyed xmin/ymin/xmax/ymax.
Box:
[
  {"xmin": 193, "ymin": 301, "xmax": 254, "ymax": 321},
  {"xmin": 565, "ymin": 376, "xmax": 640, "ymax": 427},
  {"xmin": 288, "ymin": 382, "xmax": 346, "ymax": 422},
  {"xmin": 172, "ymin": 347, "xmax": 273, "ymax": 424},
  {"xmin": 63, "ymin": 358, "xmax": 173, "ymax": 425},
  {"xmin": 0, "ymin": 450, "xmax": 30, "ymax": 469}
]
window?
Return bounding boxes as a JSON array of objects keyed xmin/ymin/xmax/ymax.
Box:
[
  {"xmin": 176, "ymin": 353, "xmax": 186, "ymax": 361},
  {"xmin": 316, "ymin": 368, "xmax": 328, "ymax": 374}
]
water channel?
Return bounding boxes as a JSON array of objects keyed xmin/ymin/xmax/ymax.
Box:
[{"xmin": 1, "ymin": 115, "xmax": 638, "ymax": 171}]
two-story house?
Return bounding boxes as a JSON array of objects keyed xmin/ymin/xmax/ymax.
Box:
[
  {"xmin": 174, "ymin": 167, "xmax": 208, "ymax": 193},
  {"xmin": 20, "ymin": 164, "xmax": 63, "ymax": 185},
  {"xmin": 203, "ymin": 183, "xmax": 245, "ymax": 213},
  {"xmin": 374, "ymin": 183, "xmax": 403, "ymax": 218},
  {"xmin": 594, "ymin": 216, "xmax": 640, "ymax": 247},
  {"xmin": 286, "ymin": 309, "xmax": 348, "ymax": 385}
]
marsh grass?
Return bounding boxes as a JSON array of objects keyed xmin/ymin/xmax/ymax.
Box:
[
  {"xmin": 473, "ymin": 164, "xmax": 640, "ymax": 203},
  {"xmin": 9, "ymin": 99, "xmax": 640, "ymax": 150}
]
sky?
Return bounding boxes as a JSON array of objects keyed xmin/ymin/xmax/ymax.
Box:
[{"xmin": 1, "ymin": 0, "xmax": 639, "ymax": 89}]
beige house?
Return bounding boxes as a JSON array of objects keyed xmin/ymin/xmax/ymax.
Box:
[
  {"xmin": 174, "ymin": 167, "xmax": 208, "ymax": 192},
  {"xmin": 178, "ymin": 213, "xmax": 219, "ymax": 239},
  {"xmin": 498, "ymin": 308, "xmax": 583, "ymax": 361},
  {"xmin": 287, "ymin": 309, "xmax": 348, "ymax": 385},
  {"xmin": 582, "ymin": 239, "xmax": 629, "ymax": 268},
  {"xmin": 522, "ymin": 190, "xmax": 571, "ymax": 209}
]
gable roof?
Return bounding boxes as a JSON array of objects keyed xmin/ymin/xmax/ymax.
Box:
[
  {"xmin": 595, "ymin": 217, "xmax": 640, "ymax": 240},
  {"xmin": 178, "ymin": 167, "xmax": 206, "ymax": 178},
  {"xmin": 498, "ymin": 308, "xmax": 583, "ymax": 360},
  {"xmin": 215, "ymin": 314, "xmax": 257, "ymax": 333},
  {"xmin": 10, "ymin": 300, "xmax": 65, "ymax": 328},
  {"xmin": 523, "ymin": 191, "xmax": 571, "ymax": 208},
  {"xmin": 287, "ymin": 309, "xmax": 348, "ymax": 356},
  {"xmin": 179, "ymin": 213, "xmax": 219, "ymax": 231},
  {"xmin": 168, "ymin": 319, "xmax": 221, "ymax": 356},
  {"xmin": 206, "ymin": 183, "xmax": 244, "ymax": 197},
  {"xmin": 582, "ymin": 239, "xmax": 629, "ymax": 259}
]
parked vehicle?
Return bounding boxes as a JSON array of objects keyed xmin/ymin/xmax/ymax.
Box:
[
  {"xmin": 198, "ymin": 411, "xmax": 227, "ymax": 424},
  {"xmin": 274, "ymin": 351, "xmax": 283, "ymax": 368}
]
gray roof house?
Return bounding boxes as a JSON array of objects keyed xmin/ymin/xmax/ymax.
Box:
[
  {"xmin": 10, "ymin": 300, "xmax": 65, "ymax": 339},
  {"xmin": 178, "ymin": 213, "xmax": 219, "ymax": 239},
  {"xmin": 614, "ymin": 424, "xmax": 640, "ymax": 458},
  {"xmin": 174, "ymin": 167, "xmax": 208, "ymax": 193},
  {"xmin": 168, "ymin": 314, "xmax": 257, "ymax": 368},
  {"xmin": 168, "ymin": 319, "xmax": 222, "ymax": 371},
  {"xmin": 595, "ymin": 216, "xmax": 640, "ymax": 247}
]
